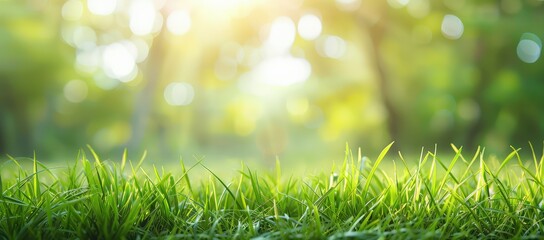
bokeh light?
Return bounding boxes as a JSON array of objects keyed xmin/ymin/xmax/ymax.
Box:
[
  {"xmin": 75, "ymin": 47, "xmax": 101, "ymax": 73},
  {"xmin": 297, "ymin": 14, "xmax": 322, "ymax": 41},
  {"xmin": 441, "ymin": 14, "xmax": 464, "ymax": 40},
  {"xmin": 102, "ymin": 43, "xmax": 137, "ymax": 82},
  {"xmin": 61, "ymin": 0, "xmax": 84, "ymax": 21},
  {"xmin": 335, "ymin": 0, "xmax": 361, "ymax": 11},
  {"xmin": 93, "ymin": 122, "xmax": 132, "ymax": 150},
  {"xmin": 264, "ymin": 16, "xmax": 296, "ymax": 55},
  {"xmin": 167, "ymin": 10, "xmax": 192, "ymax": 36},
  {"xmin": 164, "ymin": 82, "xmax": 195, "ymax": 106},
  {"xmin": 517, "ymin": 33, "xmax": 542, "ymax": 63},
  {"xmin": 71, "ymin": 26, "xmax": 96, "ymax": 49},
  {"xmin": 3, "ymin": 0, "xmax": 544, "ymax": 162},
  {"xmin": 457, "ymin": 99, "xmax": 480, "ymax": 122},
  {"xmin": 407, "ymin": 0, "xmax": 430, "ymax": 18},
  {"xmin": 87, "ymin": 0, "xmax": 117, "ymax": 16},
  {"xmin": 317, "ymin": 35, "xmax": 347, "ymax": 59},
  {"xmin": 129, "ymin": 0, "xmax": 159, "ymax": 36},
  {"xmin": 388, "ymin": 0, "xmax": 410, "ymax": 9},
  {"xmin": 130, "ymin": 38, "xmax": 150, "ymax": 63},
  {"xmin": 64, "ymin": 80, "xmax": 88, "ymax": 103},
  {"xmin": 93, "ymin": 72, "xmax": 119, "ymax": 90}
]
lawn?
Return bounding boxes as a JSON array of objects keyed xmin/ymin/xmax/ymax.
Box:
[{"xmin": 1, "ymin": 143, "xmax": 543, "ymax": 239}]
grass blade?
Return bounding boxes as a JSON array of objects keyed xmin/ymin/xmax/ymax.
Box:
[
  {"xmin": 199, "ymin": 163, "xmax": 242, "ymax": 209},
  {"xmin": 362, "ymin": 142, "xmax": 394, "ymax": 198}
]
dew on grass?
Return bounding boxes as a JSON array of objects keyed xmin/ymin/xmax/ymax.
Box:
[{"xmin": 329, "ymin": 172, "xmax": 339, "ymax": 188}]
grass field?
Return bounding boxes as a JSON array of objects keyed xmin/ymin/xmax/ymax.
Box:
[{"xmin": 1, "ymin": 143, "xmax": 544, "ymax": 239}]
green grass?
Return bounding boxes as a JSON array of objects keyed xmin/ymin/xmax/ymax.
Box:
[{"xmin": 1, "ymin": 143, "xmax": 544, "ymax": 239}]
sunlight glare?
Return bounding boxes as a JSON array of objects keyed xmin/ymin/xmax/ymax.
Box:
[{"xmin": 252, "ymin": 56, "xmax": 311, "ymax": 86}]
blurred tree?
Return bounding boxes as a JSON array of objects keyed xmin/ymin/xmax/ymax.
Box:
[
  {"xmin": 1, "ymin": 0, "xmax": 543, "ymax": 160},
  {"xmin": 0, "ymin": 1, "xmax": 67, "ymax": 156}
]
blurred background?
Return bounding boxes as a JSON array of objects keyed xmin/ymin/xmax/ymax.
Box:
[{"xmin": 1, "ymin": 0, "xmax": 543, "ymax": 166}]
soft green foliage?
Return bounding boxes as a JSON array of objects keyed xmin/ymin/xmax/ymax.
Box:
[
  {"xmin": 1, "ymin": 144, "xmax": 544, "ymax": 239},
  {"xmin": 2, "ymin": 0, "xmax": 544, "ymax": 159}
]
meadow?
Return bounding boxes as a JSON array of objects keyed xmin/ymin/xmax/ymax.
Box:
[{"xmin": 1, "ymin": 143, "xmax": 543, "ymax": 239}]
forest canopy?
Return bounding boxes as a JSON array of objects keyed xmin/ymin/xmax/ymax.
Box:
[{"xmin": 1, "ymin": 0, "xmax": 543, "ymax": 162}]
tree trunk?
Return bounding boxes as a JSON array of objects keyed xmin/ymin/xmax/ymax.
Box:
[
  {"xmin": 128, "ymin": 30, "xmax": 167, "ymax": 152},
  {"xmin": 358, "ymin": 7, "xmax": 401, "ymax": 151},
  {"xmin": 465, "ymin": 38, "xmax": 496, "ymax": 150}
]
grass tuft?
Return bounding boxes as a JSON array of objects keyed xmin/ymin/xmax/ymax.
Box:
[{"xmin": 1, "ymin": 144, "xmax": 544, "ymax": 239}]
